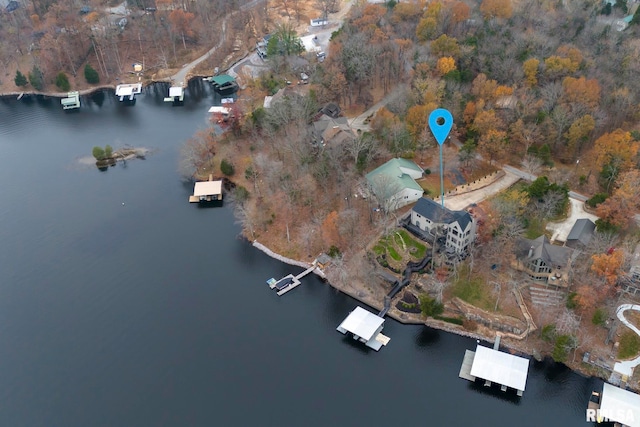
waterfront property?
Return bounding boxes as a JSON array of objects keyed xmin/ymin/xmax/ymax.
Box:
[
  {"xmin": 115, "ymin": 83, "xmax": 142, "ymax": 102},
  {"xmin": 163, "ymin": 86, "xmax": 184, "ymax": 104},
  {"xmin": 189, "ymin": 176, "xmax": 223, "ymax": 203},
  {"xmin": 336, "ymin": 306, "xmax": 390, "ymax": 351},
  {"xmin": 459, "ymin": 337, "xmax": 529, "ymax": 396},
  {"xmin": 365, "ymin": 158, "xmax": 424, "ymax": 211},
  {"xmin": 587, "ymin": 383, "xmax": 640, "ymax": 427},
  {"xmin": 514, "ymin": 235, "xmax": 576, "ymax": 285},
  {"xmin": 408, "ymin": 197, "xmax": 476, "ymax": 255},
  {"xmin": 60, "ymin": 91, "xmax": 80, "ymax": 110}
]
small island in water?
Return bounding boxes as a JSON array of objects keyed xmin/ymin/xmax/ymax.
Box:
[{"xmin": 91, "ymin": 144, "xmax": 149, "ymax": 170}]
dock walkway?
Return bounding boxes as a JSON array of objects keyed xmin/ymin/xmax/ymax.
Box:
[{"xmin": 267, "ymin": 263, "xmax": 317, "ymax": 296}]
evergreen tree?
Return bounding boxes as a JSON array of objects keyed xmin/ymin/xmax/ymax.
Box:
[
  {"xmin": 14, "ymin": 70, "xmax": 28, "ymax": 87},
  {"xmin": 84, "ymin": 64, "xmax": 100, "ymax": 84},
  {"xmin": 55, "ymin": 72, "xmax": 70, "ymax": 91},
  {"xmin": 28, "ymin": 66, "xmax": 44, "ymax": 91}
]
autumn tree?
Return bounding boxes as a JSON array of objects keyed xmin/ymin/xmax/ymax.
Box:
[
  {"xmin": 430, "ymin": 34, "xmax": 460, "ymax": 58},
  {"xmin": 564, "ymin": 115, "xmax": 595, "ymax": 158},
  {"xmin": 168, "ymin": 9, "xmax": 196, "ymax": 49},
  {"xmin": 561, "ymin": 76, "xmax": 601, "ymax": 110},
  {"xmin": 591, "ymin": 249, "xmax": 625, "ymax": 286},
  {"xmin": 544, "ymin": 55, "xmax": 579, "ymax": 78},
  {"xmin": 450, "ymin": 1, "xmax": 470, "ymax": 24},
  {"xmin": 436, "ymin": 56, "xmax": 456, "ymax": 75},
  {"xmin": 522, "ymin": 58, "xmax": 539, "ymax": 87},
  {"xmin": 472, "ymin": 109, "xmax": 504, "ymax": 136},
  {"xmin": 596, "ymin": 170, "xmax": 640, "ymax": 228},
  {"xmin": 593, "ymin": 129, "xmax": 639, "ymax": 189},
  {"xmin": 478, "ymin": 129, "xmax": 507, "ymax": 165},
  {"xmin": 479, "ymin": 0, "xmax": 513, "ymax": 20}
]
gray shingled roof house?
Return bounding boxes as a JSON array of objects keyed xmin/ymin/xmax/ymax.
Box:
[
  {"xmin": 515, "ymin": 235, "xmax": 575, "ymax": 286},
  {"xmin": 565, "ymin": 218, "xmax": 596, "ymax": 248},
  {"xmin": 409, "ymin": 197, "xmax": 476, "ymax": 254}
]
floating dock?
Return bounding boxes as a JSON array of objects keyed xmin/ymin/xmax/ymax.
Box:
[
  {"xmin": 459, "ymin": 336, "xmax": 529, "ymax": 397},
  {"xmin": 60, "ymin": 91, "xmax": 80, "ymax": 110},
  {"xmin": 336, "ymin": 306, "xmax": 390, "ymax": 351},
  {"xmin": 267, "ymin": 264, "xmax": 316, "ymax": 296},
  {"xmin": 189, "ymin": 175, "xmax": 223, "ymax": 203},
  {"xmin": 163, "ymin": 85, "xmax": 184, "ymax": 104},
  {"xmin": 115, "ymin": 83, "xmax": 142, "ymax": 102}
]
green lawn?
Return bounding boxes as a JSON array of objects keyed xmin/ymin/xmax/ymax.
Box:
[
  {"xmin": 525, "ymin": 217, "xmax": 546, "ymax": 239},
  {"xmin": 451, "ymin": 264, "xmax": 495, "ymax": 311},
  {"xmin": 373, "ymin": 229, "xmax": 429, "ymax": 265}
]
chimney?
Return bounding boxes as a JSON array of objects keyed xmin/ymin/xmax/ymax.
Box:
[{"xmin": 528, "ymin": 246, "xmax": 534, "ymax": 258}]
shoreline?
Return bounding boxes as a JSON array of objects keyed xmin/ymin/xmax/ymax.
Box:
[
  {"xmin": 0, "ymin": 74, "xmax": 219, "ymax": 100},
  {"xmin": 251, "ymin": 238, "xmax": 607, "ymax": 383}
]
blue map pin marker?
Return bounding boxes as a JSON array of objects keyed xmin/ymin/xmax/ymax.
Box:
[{"xmin": 428, "ymin": 109, "xmax": 453, "ymax": 146}]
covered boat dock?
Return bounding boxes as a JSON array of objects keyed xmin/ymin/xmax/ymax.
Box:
[
  {"xmin": 189, "ymin": 177, "xmax": 223, "ymax": 203},
  {"xmin": 590, "ymin": 382, "xmax": 640, "ymax": 427},
  {"xmin": 459, "ymin": 341, "xmax": 529, "ymax": 396},
  {"xmin": 115, "ymin": 83, "xmax": 142, "ymax": 102},
  {"xmin": 336, "ymin": 306, "xmax": 390, "ymax": 351}
]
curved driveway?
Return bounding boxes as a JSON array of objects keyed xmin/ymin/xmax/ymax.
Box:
[{"xmin": 613, "ymin": 304, "xmax": 640, "ymax": 376}]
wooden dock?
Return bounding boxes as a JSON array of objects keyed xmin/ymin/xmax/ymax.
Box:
[
  {"xmin": 267, "ymin": 263, "xmax": 316, "ymax": 296},
  {"xmin": 459, "ymin": 349, "xmax": 477, "ymax": 382}
]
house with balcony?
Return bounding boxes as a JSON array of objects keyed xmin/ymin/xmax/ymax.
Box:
[
  {"xmin": 407, "ymin": 197, "xmax": 476, "ymax": 255},
  {"xmin": 514, "ymin": 235, "xmax": 575, "ymax": 286}
]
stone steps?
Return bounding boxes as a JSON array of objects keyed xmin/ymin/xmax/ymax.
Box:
[{"xmin": 525, "ymin": 285, "xmax": 566, "ymax": 307}]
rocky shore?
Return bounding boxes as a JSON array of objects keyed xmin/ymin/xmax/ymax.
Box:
[{"xmin": 251, "ymin": 238, "xmax": 610, "ymax": 384}]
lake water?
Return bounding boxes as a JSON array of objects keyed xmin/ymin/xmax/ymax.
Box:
[{"xmin": 0, "ymin": 83, "xmax": 601, "ymax": 426}]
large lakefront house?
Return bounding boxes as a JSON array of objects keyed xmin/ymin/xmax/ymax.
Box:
[
  {"xmin": 408, "ymin": 197, "xmax": 476, "ymax": 255},
  {"xmin": 365, "ymin": 158, "xmax": 424, "ymax": 211},
  {"xmin": 514, "ymin": 236, "xmax": 576, "ymax": 286}
]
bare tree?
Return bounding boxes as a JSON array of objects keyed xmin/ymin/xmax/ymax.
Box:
[
  {"xmin": 367, "ymin": 173, "xmax": 403, "ymax": 214},
  {"xmin": 521, "ymin": 155, "xmax": 543, "ymax": 176}
]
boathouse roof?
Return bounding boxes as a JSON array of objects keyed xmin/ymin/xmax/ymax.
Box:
[
  {"xmin": 337, "ymin": 306, "xmax": 384, "ymax": 341},
  {"xmin": 470, "ymin": 345, "xmax": 529, "ymax": 392},
  {"xmin": 600, "ymin": 383, "xmax": 640, "ymax": 427},
  {"xmin": 193, "ymin": 180, "xmax": 222, "ymax": 197},
  {"xmin": 210, "ymin": 75, "xmax": 235, "ymax": 86}
]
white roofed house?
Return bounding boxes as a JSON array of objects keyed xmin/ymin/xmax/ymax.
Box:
[
  {"xmin": 365, "ymin": 158, "xmax": 424, "ymax": 212},
  {"xmin": 407, "ymin": 197, "xmax": 476, "ymax": 255}
]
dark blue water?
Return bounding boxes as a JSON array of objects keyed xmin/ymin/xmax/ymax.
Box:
[{"xmin": 0, "ymin": 84, "xmax": 601, "ymax": 427}]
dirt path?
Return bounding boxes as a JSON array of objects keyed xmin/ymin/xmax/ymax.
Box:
[{"xmin": 169, "ymin": 0, "xmax": 266, "ymax": 85}]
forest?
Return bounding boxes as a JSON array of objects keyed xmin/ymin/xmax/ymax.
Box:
[{"xmin": 176, "ymin": 0, "xmax": 640, "ymax": 366}]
